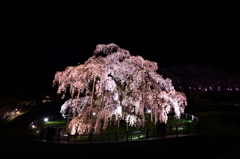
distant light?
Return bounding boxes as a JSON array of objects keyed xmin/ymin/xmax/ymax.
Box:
[
  {"xmin": 46, "ymin": 96, "xmax": 49, "ymax": 98},
  {"xmin": 93, "ymin": 112, "xmax": 96, "ymax": 116},
  {"xmin": 32, "ymin": 125, "xmax": 36, "ymax": 128},
  {"xmin": 189, "ymin": 87, "xmax": 191, "ymax": 89},
  {"xmin": 236, "ymin": 88, "xmax": 239, "ymax": 91},
  {"xmin": 44, "ymin": 118, "xmax": 48, "ymax": 122},
  {"xmin": 147, "ymin": 109, "xmax": 151, "ymax": 113}
]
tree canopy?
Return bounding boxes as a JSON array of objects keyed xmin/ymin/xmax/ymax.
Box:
[{"xmin": 53, "ymin": 43, "xmax": 187, "ymax": 134}]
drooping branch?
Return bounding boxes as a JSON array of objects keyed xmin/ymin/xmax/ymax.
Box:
[{"xmin": 54, "ymin": 43, "xmax": 187, "ymax": 134}]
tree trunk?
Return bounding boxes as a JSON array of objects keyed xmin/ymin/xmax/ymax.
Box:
[
  {"xmin": 90, "ymin": 75, "xmax": 96, "ymax": 130},
  {"xmin": 142, "ymin": 68, "xmax": 145, "ymax": 127},
  {"xmin": 66, "ymin": 98, "xmax": 73, "ymax": 131},
  {"xmin": 73, "ymin": 86, "xmax": 81, "ymax": 118}
]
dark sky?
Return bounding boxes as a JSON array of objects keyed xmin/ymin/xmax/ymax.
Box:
[{"xmin": 0, "ymin": 1, "xmax": 238, "ymax": 98}]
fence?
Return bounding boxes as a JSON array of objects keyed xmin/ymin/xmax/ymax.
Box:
[
  {"xmin": 184, "ymin": 113, "xmax": 240, "ymax": 136},
  {"xmin": 28, "ymin": 115, "xmax": 198, "ymax": 143},
  {"xmin": 28, "ymin": 115, "xmax": 240, "ymax": 144},
  {"xmin": 196, "ymin": 122, "xmax": 240, "ymax": 136}
]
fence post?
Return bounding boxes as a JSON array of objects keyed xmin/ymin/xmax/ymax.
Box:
[
  {"xmin": 169, "ymin": 125, "xmax": 172, "ymax": 135},
  {"xmin": 187, "ymin": 122, "xmax": 190, "ymax": 134},
  {"xmin": 146, "ymin": 128, "xmax": 149, "ymax": 138},
  {"xmin": 126, "ymin": 131, "xmax": 128, "ymax": 142},
  {"xmin": 67, "ymin": 133, "xmax": 70, "ymax": 142},
  {"xmin": 185, "ymin": 123, "xmax": 187, "ymax": 134},
  {"xmin": 89, "ymin": 133, "xmax": 92, "ymax": 143},
  {"xmin": 74, "ymin": 133, "xmax": 77, "ymax": 144},
  {"xmin": 152, "ymin": 129, "xmax": 154, "ymax": 140},
  {"xmin": 102, "ymin": 130, "xmax": 104, "ymax": 141},
  {"xmin": 176, "ymin": 126, "xmax": 178, "ymax": 137},
  {"xmin": 157, "ymin": 123, "xmax": 160, "ymax": 137},
  {"xmin": 116, "ymin": 131, "xmax": 119, "ymax": 141},
  {"xmin": 131, "ymin": 129, "xmax": 132, "ymax": 140},
  {"xmin": 58, "ymin": 133, "xmax": 61, "ymax": 143}
]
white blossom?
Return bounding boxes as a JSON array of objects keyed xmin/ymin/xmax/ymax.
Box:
[{"xmin": 53, "ymin": 43, "xmax": 187, "ymax": 134}]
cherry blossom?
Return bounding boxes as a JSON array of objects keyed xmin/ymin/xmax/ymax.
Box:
[{"xmin": 53, "ymin": 43, "xmax": 187, "ymax": 134}]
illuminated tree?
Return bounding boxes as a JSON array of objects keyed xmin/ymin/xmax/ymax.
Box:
[{"xmin": 53, "ymin": 43, "xmax": 187, "ymax": 135}]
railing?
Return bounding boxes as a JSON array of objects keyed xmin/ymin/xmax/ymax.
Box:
[
  {"xmin": 28, "ymin": 115, "xmax": 240, "ymax": 144},
  {"xmin": 28, "ymin": 115, "xmax": 197, "ymax": 144}
]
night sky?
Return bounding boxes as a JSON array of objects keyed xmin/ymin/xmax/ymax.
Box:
[{"xmin": 0, "ymin": 1, "xmax": 238, "ymax": 98}]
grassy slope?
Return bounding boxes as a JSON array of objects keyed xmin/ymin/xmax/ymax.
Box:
[{"xmin": 1, "ymin": 99, "xmax": 240, "ymax": 158}]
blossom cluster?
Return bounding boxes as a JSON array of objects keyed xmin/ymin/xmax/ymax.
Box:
[{"xmin": 53, "ymin": 43, "xmax": 187, "ymax": 134}]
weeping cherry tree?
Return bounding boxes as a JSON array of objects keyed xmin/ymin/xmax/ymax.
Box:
[{"xmin": 53, "ymin": 43, "xmax": 187, "ymax": 135}]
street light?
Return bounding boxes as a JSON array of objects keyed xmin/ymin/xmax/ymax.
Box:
[{"xmin": 44, "ymin": 118, "xmax": 48, "ymax": 122}]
